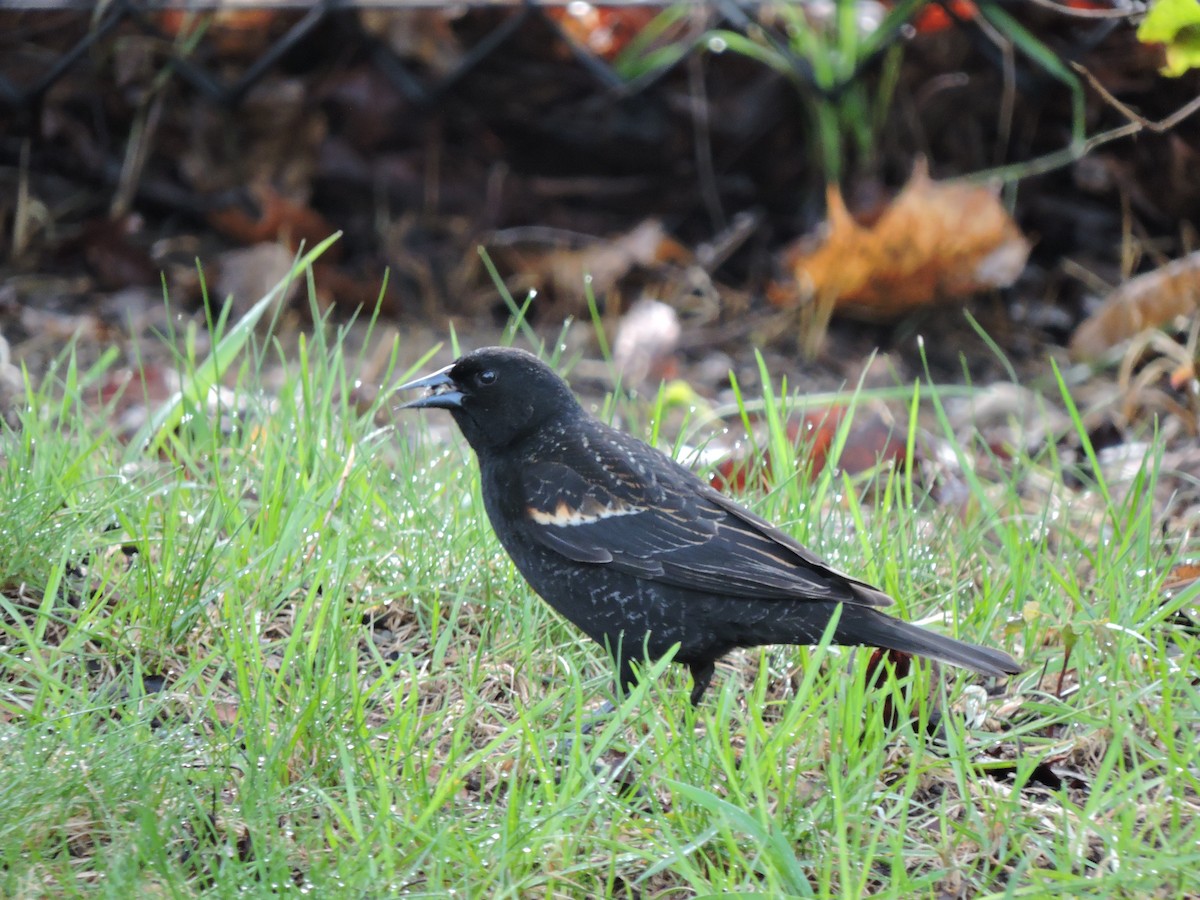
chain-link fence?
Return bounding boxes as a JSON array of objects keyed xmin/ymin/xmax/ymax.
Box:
[
  {"xmin": 0, "ymin": 2, "xmax": 784, "ymax": 116},
  {"xmin": 7, "ymin": 0, "xmax": 1186, "ymax": 321}
]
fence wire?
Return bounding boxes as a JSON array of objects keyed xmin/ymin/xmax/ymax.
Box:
[{"xmin": 0, "ymin": 2, "xmax": 767, "ymax": 116}]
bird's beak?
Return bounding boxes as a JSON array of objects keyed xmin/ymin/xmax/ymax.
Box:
[{"xmin": 397, "ymin": 363, "xmax": 464, "ymax": 409}]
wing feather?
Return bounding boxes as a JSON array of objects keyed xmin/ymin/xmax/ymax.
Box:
[{"xmin": 519, "ymin": 428, "xmax": 890, "ymax": 607}]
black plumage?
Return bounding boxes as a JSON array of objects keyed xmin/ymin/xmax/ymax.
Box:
[{"xmin": 400, "ymin": 347, "xmax": 1020, "ymax": 705}]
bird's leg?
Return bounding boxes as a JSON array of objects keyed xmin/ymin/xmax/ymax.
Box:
[
  {"xmin": 577, "ymin": 649, "xmax": 636, "ymax": 734},
  {"xmin": 579, "ymin": 698, "xmax": 616, "ymax": 735},
  {"xmin": 553, "ymin": 694, "xmax": 615, "ymax": 763},
  {"xmin": 554, "ymin": 657, "xmax": 629, "ymax": 760},
  {"xmin": 688, "ymin": 661, "xmax": 715, "ymax": 707}
]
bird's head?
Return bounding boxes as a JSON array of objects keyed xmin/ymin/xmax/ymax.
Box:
[{"xmin": 398, "ymin": 347, "xmax": 581, "ymax": 452}]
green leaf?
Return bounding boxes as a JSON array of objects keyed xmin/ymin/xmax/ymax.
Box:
[{"xmin": 1138, "ymin": 0, "xmax": 1200, "ymax": 76}]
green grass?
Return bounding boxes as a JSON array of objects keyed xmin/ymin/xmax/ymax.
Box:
[{"xmin": 1, "ymin": 275, "xmax": 1197, "ymax": 897}]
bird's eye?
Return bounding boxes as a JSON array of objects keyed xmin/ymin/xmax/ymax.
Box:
[{"xmin": 477, "ymin": 369, "xmax": 497, "ymax": 386}]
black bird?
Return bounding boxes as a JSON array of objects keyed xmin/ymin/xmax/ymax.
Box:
[{"xmin": 400, "ymin": 347, "xmax": 1020, "ymax": 705}]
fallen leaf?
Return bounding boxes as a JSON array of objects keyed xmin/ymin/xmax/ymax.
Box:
[
  {"xmin": 75, "ymin": 215, "xmax": 158, "ymax": 289},
  {"xmin": 311, "ymin": 261, "xmax": 403, "ymax": 317},
  {"xmin": 19, "ymin": 306, "xmax": 114, "ymax": 343},
  {"xmin": 1068, "ymin": 250, "xmax": 1200, "ymax": 359},
  {"xmin": 709, "ymin": 405, "xmax": 905, "ymax": 492},
  {"xmin": 208, "ymin": 183, "xmax": 339, "ymax": 258},
  {"xmin": 156, "ymin": 9, "xmax": 281, "ymax": 57},
  {"xmin": 905, "ymin": 0, "xmax": 978, "ymax": 34},
  {"xmin": 548, "ymin": 219, "xmax": 690, "ymax": 298},
  {"xmin": 546, "ymin": 6, "xmax": 660, "ymax": 60},
  {"xmin": 488, "ymin": 218, "xmax": 691, "ymax": 312},
  {"xmin": 771, "ymin": 160, "xmax": 1030, "ymax": 322},
  {"xmin": 358, "ymin": 10, "xmax": 465, "ymax": 77},
  {"xmin": 180, "ymin": 78, "xmax": 325, "ymax": 198},
  {"xmin": 1164, "ymin": 561, "xmax": 1200, "ymax": 591}
]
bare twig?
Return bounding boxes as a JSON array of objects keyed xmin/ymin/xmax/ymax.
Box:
[
  {"xmin": 1072, "ymin": 61, "xmax": 1200, "ymax": 133},
  {"xmin": 967, "ymin": 90, "xmax": 1200, "ymax": 185}
]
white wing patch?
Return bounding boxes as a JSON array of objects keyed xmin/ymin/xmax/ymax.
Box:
[{"xmin": 528, "ymin": 496, "xmax": 644, "ymax": 527}]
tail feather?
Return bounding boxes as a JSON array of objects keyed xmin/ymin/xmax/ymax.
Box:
[{"xmin": 837, "ymin": 607, "xmax": 1020, "ymax": 676}]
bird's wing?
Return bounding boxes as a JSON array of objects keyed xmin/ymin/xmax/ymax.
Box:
[{"xmin": 519, "ymin": 436, "xmax": 890, "ymax": 607}]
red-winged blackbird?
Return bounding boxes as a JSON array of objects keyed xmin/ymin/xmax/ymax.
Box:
[{"xmin": 400, "ymin": 347, "xmax": 1020, "ymax": 705}]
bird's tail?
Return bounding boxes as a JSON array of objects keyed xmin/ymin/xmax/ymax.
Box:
[{"xmin": 836, "ymin": 607, "xmax": 1020, "ymax": 676}]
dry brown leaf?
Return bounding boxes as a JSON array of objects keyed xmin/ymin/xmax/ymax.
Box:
[
  {"xmin": 208, "ymin": 183, "xmax": 339, "ymax": 258},
  {"xmin": 311, "ymin": 261, "xmax": 403, "ymax": 317},
  {"xmin": 545, "ymin": 219, "xmax": 690, "ymax": 298},
  {"xmin": 358, "ymin": 10, "xmax": 464, "ymax": 77},
  {"xmin": 180, "ymin": 79, "xmax": 325, "ymax": 197},
  {"xmin": 772, "ymin": 160, "xmax": 1030, "ymax": 322},
  {"xmin": 77, "ymin": 215, "xmax": 158, "ymax": 289},
  {"xmin": 156, "ymin": 10, "xmax": 281, "ymax": 57},
  {"xmin": 1069, "ymin": 250, "xmax": 1200, "ymax": 360},
  {"xmin": 19, "ymin": 306, "xmax": 114, "ymax": 343},
  {"xmin": 488, "ymin": 218, "xmax": 691, "ymax": 312},
  {"xmin": 1164, "ymin": 561, "xmax": 1200, "ymax": 591}
]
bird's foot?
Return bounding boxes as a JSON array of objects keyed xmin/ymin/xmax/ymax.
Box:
[
  {"xmin": 548, "ymin": 701, "xmax": 652, "ymax": 803},
  {"xmin": 552, "ymin": 699, "xmax": 617, "ymax": 761}
]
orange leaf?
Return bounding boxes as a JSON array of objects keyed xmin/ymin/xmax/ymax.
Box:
[
  {"xmin": 773, "ymin": 160, "xmax": 1030, "ymax": 322},
  {"xmin": 207, "ymin": 183, "xmax": 339, "ymax": 259},
  {"xmin": 546, "ymin": 7, "xmax": 659, "ymax": 60},
  {"xmin": 1164, "ymin": 562, "xmax": 1200, "ymax": 591},
  {"xmin": 910, "ymin": 0, "xmax": 978, "ymax": 34},
  {"xmin": 156, "ymin": 10, "xmax": 280, "ymax": 56}
]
